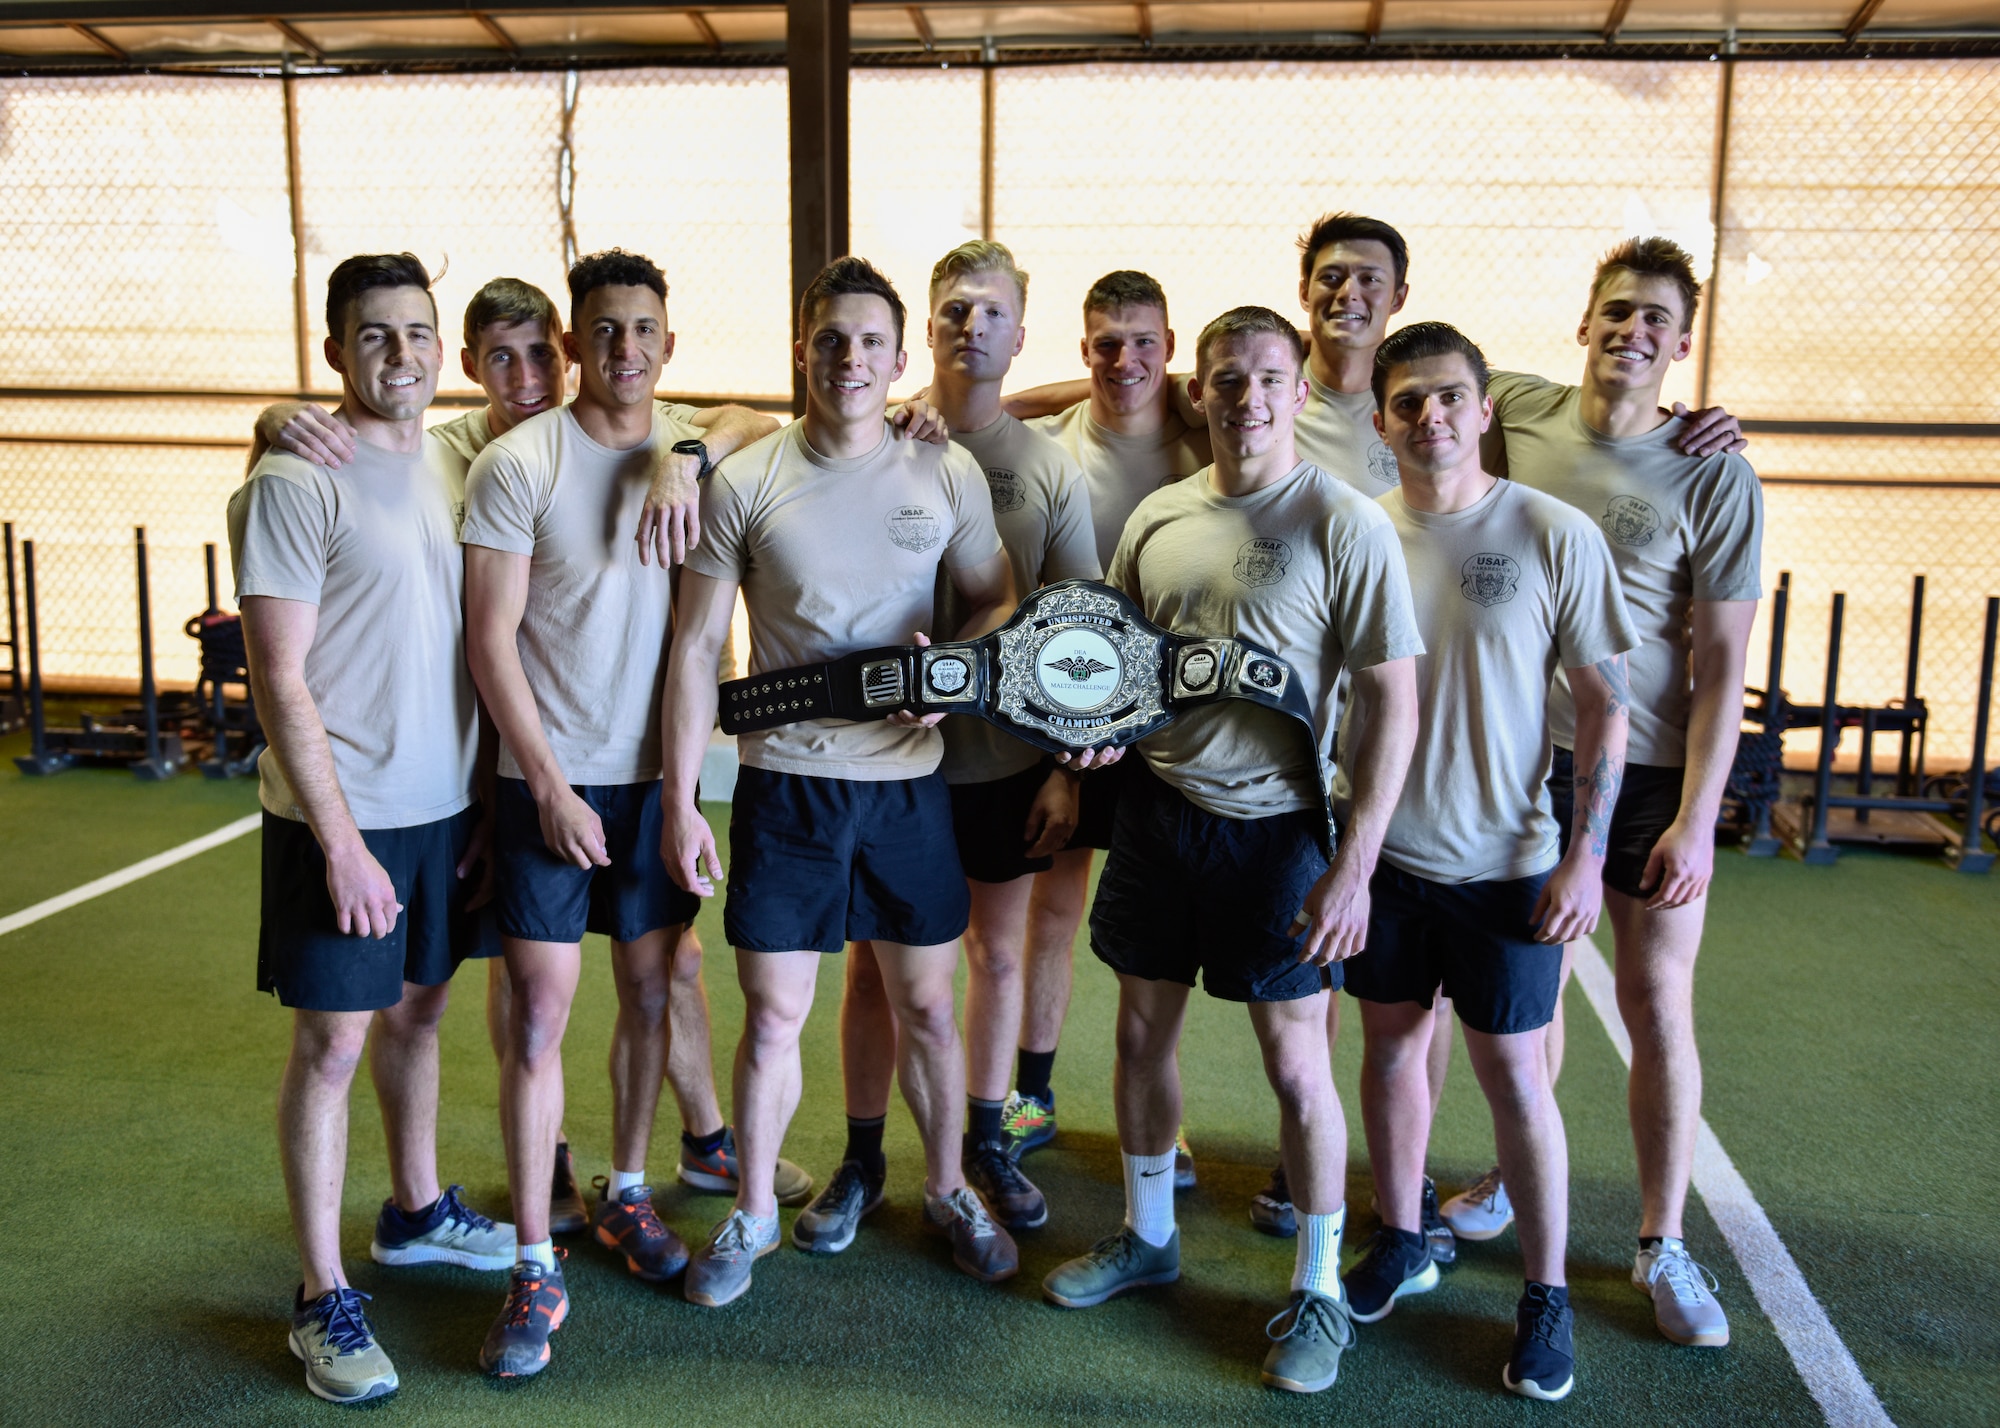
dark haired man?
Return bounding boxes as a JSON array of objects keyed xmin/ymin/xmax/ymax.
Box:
[
  {"xmin": 231, "ymin": 253, "xmax": 515, "ymax": 1405},
  {"xmin": 1041, "ymin": 307, "xmax": 1420, "ymax": 1400},
  {"xmin": 1340, "ymin": 321, "xmax": 1637, "ymax": 1402},
  {"xmin": 664, "ymin": 256, "xmax": 1021, "ymax": 1308},
  {"xmin": 1475, "ymin": 238, "xmax": 1762, "ymax": 1350},
  {"xmin": 830, "ymin": 241, "xmax": 1099, "ymax": 1245},
  {"xmin": 993, "ymin": 270, "xmax": 1211, "ymax": 1184},
  {"xmin": 265, "ymin": 276, "xmax": 789, "ymax": 1237},
  {"xmin": 463, "ymin": 250, "xmax": 787, "ymax": 1377}
]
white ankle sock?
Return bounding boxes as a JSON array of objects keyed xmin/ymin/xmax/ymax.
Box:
[
  {"xmin": 609, "ymin": 1168, "xmax": 646, "ymax": 1197},
  {"xmin": 520, "ymin": 1238, "xmax": 556, "ymax": 1271},
  {"xmin": 1122, "ymin": 1150, "xmax": 1177, "ymax": 1248},
  {"xmin": 1292, "ymin": 1204, "xmax": 1347, "ymax": 1297}
]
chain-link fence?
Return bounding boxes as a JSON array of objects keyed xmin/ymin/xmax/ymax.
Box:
[{"xmin": 0, "ymin": 58, "xmax": 1994, "ymax": 764}]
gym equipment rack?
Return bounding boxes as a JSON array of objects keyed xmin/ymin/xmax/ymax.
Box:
[{"xmin": 13, "ymin": 528, "xmax": 184, "ymax": 780}]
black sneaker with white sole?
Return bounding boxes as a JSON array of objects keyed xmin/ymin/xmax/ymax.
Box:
[
  {"xmin": 791, "ymin": 1159, "xmax": 885, "ymax": 1255},
  {"xmin": 1421, "ymin": 1174, "xmax": 1457, "ymax": 1266},
  {"xmin": 1341, "ymin": 1227, "xmax": 1438, "ymax": 1324},
  {"xmin": 1503, "ymin": 1282, "xmax": 1576, "ymax": 1401}
]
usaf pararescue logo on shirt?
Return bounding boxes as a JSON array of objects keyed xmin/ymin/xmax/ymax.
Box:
[
  {"xmin": 885, "ymin": 505, "xmax": 942, "ymax": 552},
  {"xmin": 984, "ymin": 468, "xmax": 1026, "ymax": 514},
  {"xmin": 1366, "ymin": 442, "xmax": 1400, "ymax": 487},
  {"xmin": 1602, "ymin": 495, "xmax": 1661, "ymax": 548},
  {"xmin": 1233, "ymin": 537, "xmax": 1292, "ymax": 587},
  {"xmin": 1461, "ymin": 552, "xmax": 1521, "ymax": 607}
]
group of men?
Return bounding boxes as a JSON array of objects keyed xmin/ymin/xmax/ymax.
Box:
[{"xmin": 230, "ymin": 209, "xmax": 1760, "ymax": 1409}]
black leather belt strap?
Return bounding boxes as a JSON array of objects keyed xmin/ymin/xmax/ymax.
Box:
[{"xmin": 717, "ymin": 580, "xmax": 1336, "ymax": 857}]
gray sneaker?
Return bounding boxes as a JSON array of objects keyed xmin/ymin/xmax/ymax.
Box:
[
  {"xmin": 792, "ymin": 1159, "xmax": 885, "ymax": 1255},
  {"xmin": 1261, "ymin": 1290, "xmax": 1356, "ymax": 1393},
  {"xmin": 1042, "ymin": 1226, "xmax": 1180, "ymax": 1308},
  {"xmin": 289, "ymin": 1286, "xmax": 398, "ymax": 1404},
  {"xmin": 369, "ymin": 1185, "xmax": 516, "ymax": 1270},
  {"xmin": 684, "ymin": 1210, "xmax": 781, "ymax": 1308},
  {"xmin": 1634, "ymin": 1237, "xmax": 1729, "ymax": 1346},
  {"xmin": 924, "ymin": 1185, "xmax": 1019, "ymax": 1282}
]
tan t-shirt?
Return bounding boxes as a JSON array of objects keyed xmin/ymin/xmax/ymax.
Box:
[
  {"xmin": 938, "ymin": 413, "xmax": 1102, "ymax": 785},
  {"xmin": 227, "ymin": 441, "xmax": 477, "ymax": 829},
  {"xmin": 687, "ymin": 420, "xmax": 1003, "ymax": 781},
  {"xmin": 1295, "ymin": 370, "xmax": 1401, "ymax": 496},
  {"xmin": 1108, "ymin": 460, "xmax": 1424, "ymax": 821},
  {"xmin": 1490, "ymin": 372, "xmax": 1763, "ymax": 766},
  {"xmin": 432, "ymin": 398, "xmax": 702, "ymax": 472},
  {"xmin": 460, "ymin": 404, "xmax": 705, "ymax": 785},
  {"xmin": 1341, "ymin": 479, "xmax": 1639, "ymax": 884},
  {"xmin": 1031, "ymin": 401, "xmax": 1212, "ymax": 569}
]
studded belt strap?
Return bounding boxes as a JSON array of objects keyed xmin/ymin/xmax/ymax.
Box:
[{"xmin": 717, "ymin": 580, "xmax": 1335, "ymax": 856}]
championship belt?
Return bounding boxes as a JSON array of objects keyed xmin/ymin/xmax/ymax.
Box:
[{"xmin": 717, "ymin": 579, "xmax": 1337, "ymax": 855}]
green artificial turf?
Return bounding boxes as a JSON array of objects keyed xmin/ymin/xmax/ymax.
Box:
[{"xmin": 0, "ymin": 742, "xmax": 1992, "ymax": 1425}]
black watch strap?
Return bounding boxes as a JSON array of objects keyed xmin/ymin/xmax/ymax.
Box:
[{"xmin": 671, "ymin": 436, "xmax": 712, "ymax": 477}]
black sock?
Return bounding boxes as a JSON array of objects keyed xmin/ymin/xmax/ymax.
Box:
[
  {"xmin": 844, "ymin": 1115, "xmax": 887, "ymax": 1180},
  {"xmin": 1016, "ymin": 1047, "xmax": 1056, "ymax": 1102},
  {"xmin": 1639, "ymin": 1235, "xmax": 1664, "ymax": 1253},
  {"xmin": 1525, "ymin": 1280, "xmax": 1569, "ymax": 1307},
  {"xmin": 967, "ymin": 1096, "xmax": 1004, "ymax": 1145},
  {"xmin": 1384, "ymin": 1225, "xmax": 1429, "ymax": 1261},
  {"xmin": 681, "ymin": 1125, "xmax": 727, "ymax": 1155}
]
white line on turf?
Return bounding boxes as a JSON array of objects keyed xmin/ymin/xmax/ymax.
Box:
[
  {"xmin": 0, "ymin": 812, "xmax": 262, "ymax": 939},
  {"xmin": 1572, "ymin": 934, "xmax": 1895, "ymax": 1428}
]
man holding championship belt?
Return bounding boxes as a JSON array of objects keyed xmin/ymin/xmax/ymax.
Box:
[{"xmin": 1042, "ymin": 307, "xmax": 1419, "ymax": 1399}]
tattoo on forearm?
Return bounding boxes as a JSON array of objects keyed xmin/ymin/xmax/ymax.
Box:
[
  {"xmin": 1596, "ymin": 654, "xmax": 1631, "ymax": 720},
  {"xmin": 1578, "ymin": 750, "xmax": 1624, "ymax": 858}
]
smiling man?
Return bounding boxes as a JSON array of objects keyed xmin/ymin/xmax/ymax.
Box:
[
  {"xmin": 662, "ymin": 256, "xmax": 1021, "ymax": 1309},
  {"xmin": 991, "ymin": 271, "xmax": 1212, "ymax": 1184},
  {"xmin": 1039, "ymin": 307, "xmax": 1421, "ymax": 1401},
  {"xmin": 1476, "ymin": 238, "xmax": 1762, "ymax": 1351},
  {"xmin": 230, "ymin": 253, "xmax": 514, "ymax": 1405},
  {"xmin": 829, "ymin": 241, "xmax": 1099, "ymax": 1247},
  {"xmin": 460, "ymin": 250, "xmax": 790, "ymax": 1379},
  {"xmin": 1336, "ymin": 321, "xmax": 1637, "ymax": 1402}
]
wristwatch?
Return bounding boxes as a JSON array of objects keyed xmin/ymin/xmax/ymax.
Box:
[
  {"xmin": 717, "ymin": 579, "xmax": 1337, "ymax": 856},
  {"xmin": 671, "ymin": 437, "xmax": 713, "ymax": 478}
]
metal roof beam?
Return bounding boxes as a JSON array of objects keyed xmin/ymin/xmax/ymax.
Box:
[
  {"xmin": 65, "ymin": 21, "xmax": 128, "ymax": 58},
  {"xmin": 468, "ymin": 10, "xmax": 519, "ymax": 53},
  {"xmin": 1602, "ymin": 0, "xmax": 1635, "ymax": 42},
  {"xmin": 686, "ymin": 8, "xmax": 722, "ymax": 50},
  {"xmin": 906, "ymin": 5, "xmax": 934, "ymax": 50},
  {"xmin": 1844, "ymin": 0, "xmax": 1888, "ymax": 40}
]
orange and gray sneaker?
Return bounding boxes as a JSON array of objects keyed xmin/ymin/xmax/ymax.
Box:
[
  {"xmin": 479, "ymin": 1253, "xmax": 568, "ymax": 1379},
  {"xmin": 678, "ymin": 1126, "xmax": 815, "ymax": 1207},
  {"xmin": 1174, "ymin": 1127, "xmax": 1197, "ymax": 1192},
  {"xmin": 924, "ymin": 1185, "xmax": 1019, "ymax": 1282},
  {"xmin": 550, "ymin": 1142, "xmax": 589, "ymax": 1236},
  {"xmin": 591, "ymin": 1177, "xmax": 690, "ymax": 1281}
]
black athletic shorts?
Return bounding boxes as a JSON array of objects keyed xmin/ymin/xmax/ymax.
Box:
[
  {"xmin": 258, "ymin": 803, "xmax": 498, "ymax": 1013},
  {"xmin": 1343, "ymin": 863, "xmax": 1562, "ymax": 1035},
  {"xmin": 1090, "ymin": 763, "xmax": 1335, "ymax": 1004},
  {"xmin": 493, "ymin": 778, "xmax": 699, "ymax": 945},
  {"xmin": 1548, "ymin": 747, "xmax": 1688, "ymax": 901},
  {"xmin": 1064, "ymin": 755, "xmax": 1133, "ymax": 853},
  {"xmin": 949, "ymin": 760, "xmax": 1058, "ymax": 884},
  {"xmin": 725, "ymin": 766, "xmax": 971, "ymax": 953}
]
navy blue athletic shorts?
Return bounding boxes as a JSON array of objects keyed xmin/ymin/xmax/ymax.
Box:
[
  {"xmin": 1089, "ymin": 762, "xmax": 1335, "ymax": 1003},
  {"xmin": 1344, "ymin": 863, "xmax": 1562, "ymax": 1035},
  {"xmin": 1064, "ymin": 754, "xmax": 1132, "ymax": 853},
  {"xmin": 949, "ymin": 761, "xmax": 1059, "ymax": 884},
  {"xmin": 725, "ymin": 766, "xmax": 971, "ymax": 953},
  {"xmin": 493, "ymin": 778, "xmax": 699, "ymax": 944},
  {"xmin": 258, "ymin": 803, "xmax": 498, "ymax": 1012},
  {"xmin": 1548, "ymin": 746, "xmax": 1687, "ymax": 901}
]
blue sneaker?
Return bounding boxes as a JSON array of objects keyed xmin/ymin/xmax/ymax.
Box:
[
  {"xmin": 1503, "ymin": 1282, "xmax": 1576, "ymax": 1401},
  {"xmin": 370, "ymin": 1185, "xmax": 516, "ymax": 1270},
  {"xmin": 1341, "ymin": 1228, "xmax": 1437, "ymax": 1323},
  {"xmin": 1000, "ymin": 1090, "xmax": 1056, "ymax": 1160}
]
